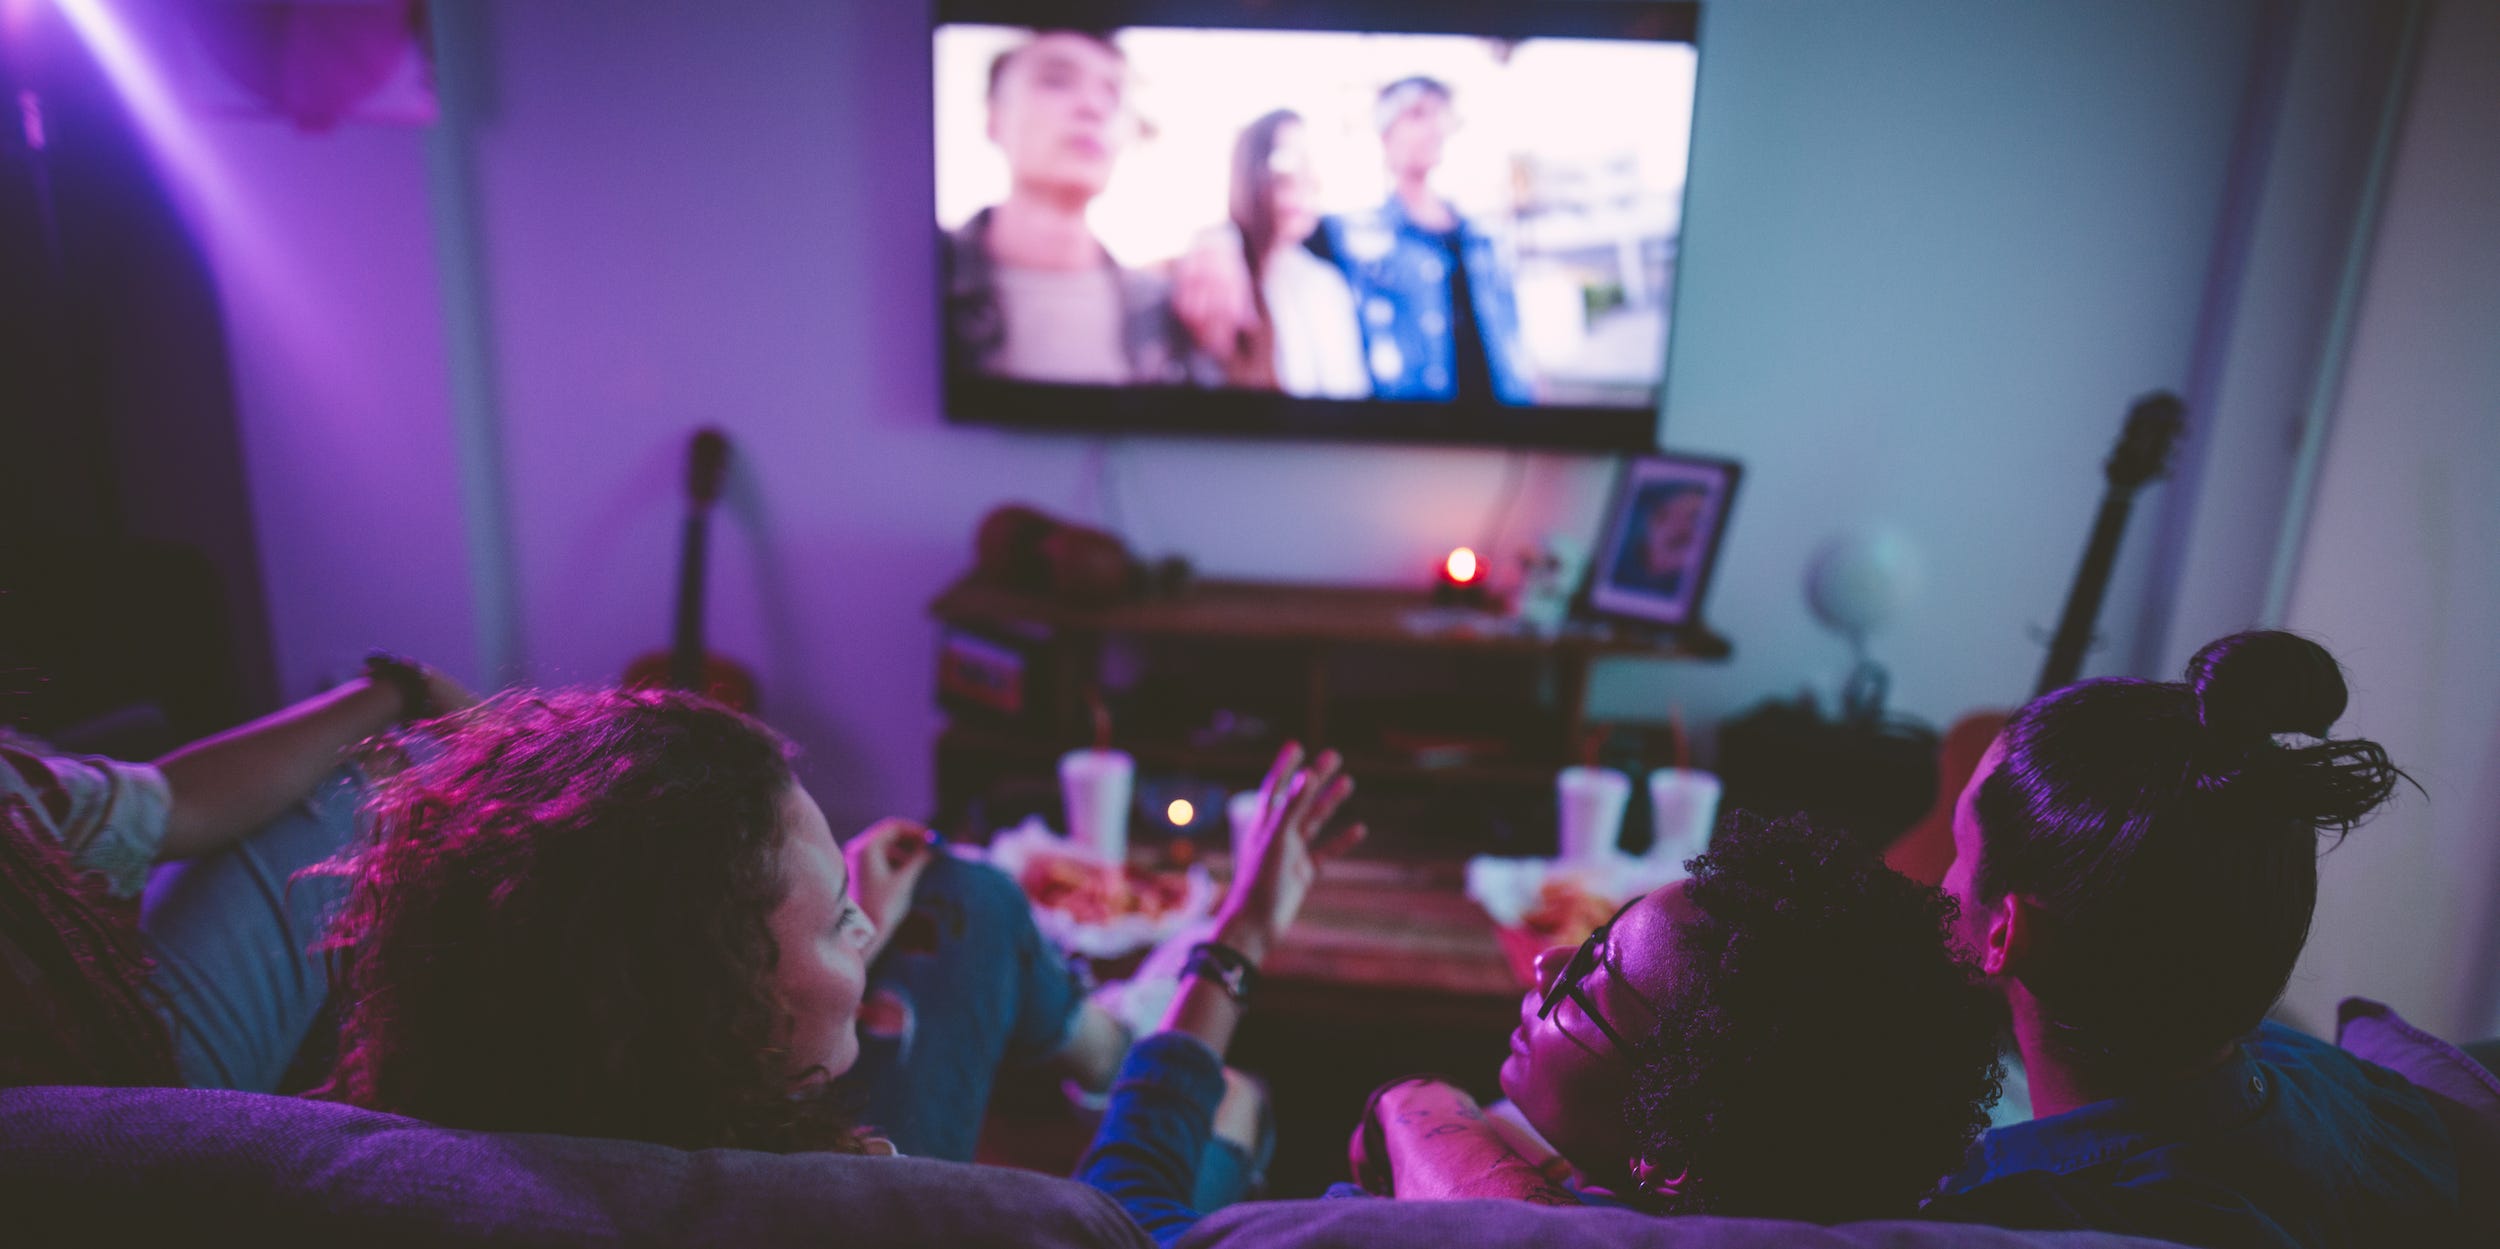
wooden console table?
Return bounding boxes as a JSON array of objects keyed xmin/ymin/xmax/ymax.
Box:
[{"xmin": 929, "ymin": 575, "xmax": 1729, "ymax": 854}]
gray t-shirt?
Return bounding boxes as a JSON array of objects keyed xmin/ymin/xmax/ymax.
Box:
[
  {"xmin": 990, "ymin": 265, "xmax": 1131, "ymax": 384},
  {"xmin": 0, "ymin": 740, "xmax": 171, "ymax": 898}
]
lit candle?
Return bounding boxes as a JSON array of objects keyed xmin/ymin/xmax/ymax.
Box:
[{"xmin": 1436, "ymin": 546, "xmax": 1491, "ymax": 606}]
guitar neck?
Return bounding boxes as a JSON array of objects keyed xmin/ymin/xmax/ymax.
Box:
[
  {"xmin": 668, "ymin": 510, "xmax": 711, "ymax": 687},
  {"xmin": 2036, "ymin": 487, "xmax": 2139, "ymax": 697}
]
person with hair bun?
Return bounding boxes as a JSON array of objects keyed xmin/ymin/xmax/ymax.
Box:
[{"xmin": 1924, "ymin": 630, "xmax": 2469, "ymax": 1247}]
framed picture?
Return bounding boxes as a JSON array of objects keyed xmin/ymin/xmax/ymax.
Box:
[{"xmin": 1586, "ymin": 452, "xmax": 1743, "ymax": 629}]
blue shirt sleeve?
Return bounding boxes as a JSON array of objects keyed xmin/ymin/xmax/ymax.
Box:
[{"xmin": 1075, "ymin": 1032, "xmax": 1229, "ymax": 1248}]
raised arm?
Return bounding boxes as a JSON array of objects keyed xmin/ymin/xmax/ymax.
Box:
[
  {"xmin": 1076, "ymin": 743, "xmax": 1364, "ymax": 1247},
  {"xmin": 155, "ymin": 660, "xmax": 474, "ymax": 858},
  {"xmin": 1365, "ymin": 1079, "xmax": 1579, "ymax": 1205}
]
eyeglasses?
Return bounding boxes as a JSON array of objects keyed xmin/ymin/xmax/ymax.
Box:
[{"xmin": 1536, "ymin": 896, "xmax": 1642, "ymax": 1054}]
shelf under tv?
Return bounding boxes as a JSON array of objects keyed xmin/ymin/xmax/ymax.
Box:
[{"xmin": 928, "ymin": 575, "xmax": 1731, "ymax": 851}]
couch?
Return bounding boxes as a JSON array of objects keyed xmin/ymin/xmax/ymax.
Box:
[{"xmin": 5, "ymin": 999, "xmax": 2491, "ymax": 1249}]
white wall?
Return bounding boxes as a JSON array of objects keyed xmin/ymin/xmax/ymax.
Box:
[
  {"xmin": 156, "ymin": 1, "xmax": 2321, "ymax": 839},
  {"xmin": 1587, "ymin": 0, "xmax": 2263, "ymax": 724},
  {"xmin": 2278, "ymin": 0, "xmax": 2500, "ymax": 1041}
]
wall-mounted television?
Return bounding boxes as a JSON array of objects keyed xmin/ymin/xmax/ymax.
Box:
[{"xmin": 936, "ymin": 0, "xmax": 1701, "ymax": 450}]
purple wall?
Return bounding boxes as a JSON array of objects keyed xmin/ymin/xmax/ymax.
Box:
[{"xmin": 169, "ymin": 0, "xmax": 2294, "ymax": 835}]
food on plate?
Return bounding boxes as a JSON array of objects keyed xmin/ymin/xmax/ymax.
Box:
[
  {"xmin": 1018, "ymin": 850, "xmax": 1195, "ymax": 926},
  {"xmin": 1489, "ymin": 875, "xmax": 1624, "ymax": 989},
  {"xmin": 1519, "ymin": 876, "xmax": 1617, "ymax": 949}
]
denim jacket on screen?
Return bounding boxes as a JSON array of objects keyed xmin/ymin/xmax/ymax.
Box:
[{"xmin": 1317, "ymin": 196, "xmax": 1532, "ymax": 405}]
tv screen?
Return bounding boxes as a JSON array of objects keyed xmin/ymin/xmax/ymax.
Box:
[{"xmin": 935, "ymin": 1, "xmax": 1701, "ymax": 450}]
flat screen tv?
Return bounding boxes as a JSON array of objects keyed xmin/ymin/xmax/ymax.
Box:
[{"xmin": 935, "ymin": 0, "xmax": 1701, "ymax": 450}]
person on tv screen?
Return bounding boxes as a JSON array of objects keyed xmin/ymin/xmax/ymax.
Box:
[
  {"xmin": 1224, "ymin": 110, "xmax": 1369, "ymax": 399},
  {"xmin": 942, "ymin": 30, "xmax": 1217, "ymax": 387},
  {"xmin": 1314, "ymin": 76, "xmax": 1533, "ymax": 405}
]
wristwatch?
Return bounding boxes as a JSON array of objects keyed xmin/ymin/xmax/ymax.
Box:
[
  {"xmin": 1182, "ymin": 940, "xmax": 1261, "ymax": 1006},
  {"xmin": 362, "ymin": 650, "xmax": 435, "ymax": 722}
]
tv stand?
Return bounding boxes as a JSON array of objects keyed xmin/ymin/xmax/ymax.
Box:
[{"xmin": 928, "ymin": 575, "xmax": 1729, "ymax": 856}]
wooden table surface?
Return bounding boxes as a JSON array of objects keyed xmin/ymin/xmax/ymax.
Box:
[{"xmin": 1262, "ymin": 856, "xmax": 1523, "ymax": 1000}]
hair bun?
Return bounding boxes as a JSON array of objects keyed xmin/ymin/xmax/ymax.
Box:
[{"xmin": 2186, "ymin": 631, "xmax": 2348, "ymax": 744}]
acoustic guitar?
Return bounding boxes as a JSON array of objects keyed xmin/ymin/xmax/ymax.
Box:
[
  {"xmin": 623, "ymin": 428, "xmax": 758, "ymax": 712},
  {"xmin": 1886, "ymin": 393, "xmax": 2187, "ymax": 884}
]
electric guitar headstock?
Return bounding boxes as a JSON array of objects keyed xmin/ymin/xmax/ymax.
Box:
[{"xmin": 2106, "ymin": 391, "xmax": 2186, "ymax": 494}]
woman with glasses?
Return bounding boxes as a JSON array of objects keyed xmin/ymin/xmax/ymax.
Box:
[
  {"xmin": 1079, "ymin": 788, "xmax": 2004, "ymax": 1235},
  {"xmin": 1357, "ymin": 813, "xmax": 2004, "ymax": 1221}
]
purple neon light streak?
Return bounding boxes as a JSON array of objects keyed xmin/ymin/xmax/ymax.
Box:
[
  {"xmin": 52, "ymin": 0, "xmax": 335, "ymax": 358},
  {"xmin": 16, "ymin": 87, "xmax": 42, "ymax": 149}
]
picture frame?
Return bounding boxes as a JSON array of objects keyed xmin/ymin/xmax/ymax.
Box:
[{"xmin": 1585, "ymin": 452, "xmax": 1743, "ymax": 629}]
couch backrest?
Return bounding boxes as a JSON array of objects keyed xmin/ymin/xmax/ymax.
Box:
[
  {"xmin": 2336, "ymin": 996, "xmax": 2500, "ymax": 1242},
  {"xmin": 0, "ymin": 1085, "xmax": 1151, "ymax": 1249},
  {"xmin": 15, "ymin": 998, "xmax": 2494, "ymax": 1249}
]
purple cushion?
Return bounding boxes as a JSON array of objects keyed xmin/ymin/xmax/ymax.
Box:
[
  {"xmin": 2336, "ymin": 996, "xmax": 2500, "ymax": 1241},
  {"xmin": 1181, "ymin": 1201, "xmax": 2190, "ymax": 1248},
  {"xmin": 0, "ymin": 1084, "xmax": 1150, "ymax": 1248}
]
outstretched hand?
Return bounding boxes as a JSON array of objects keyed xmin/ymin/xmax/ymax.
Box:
[
  {"xmin": 845, "ymin": 818, "xmax": 937, "ymax": 961},
  {"xmin": 1214, "ymin": 743, "xmax": 1366, "ymax": 964}
]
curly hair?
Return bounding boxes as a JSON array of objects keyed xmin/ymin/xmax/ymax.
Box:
[
  {"xmin": 1626, "ymin": 813, "xmax": 2002, "ymax": 1223},
  {"xmin": 310, "ymin": 688, "xmax": 867, "ymax": 1153},
  {"xmin": 0, "ymin": 795, "xmax": 181, "ymax": 1088}
]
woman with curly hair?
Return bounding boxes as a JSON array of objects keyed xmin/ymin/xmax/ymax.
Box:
[
  {"xmin": 313, "ymin": 687, "xmax": 1277, "ymax": 1180},
  {"xmin": 1920, "ymin": 631, "xmax": 2470, "ymax": 1246},
  {"xmin": 1077, "ymin": 808, "xmax": 2003, "ymax": 1243}
]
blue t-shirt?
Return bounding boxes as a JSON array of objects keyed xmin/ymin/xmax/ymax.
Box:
[{"xmin": 1924, "ymin": 1022, "xmax": 2469, "ymax": 1248}]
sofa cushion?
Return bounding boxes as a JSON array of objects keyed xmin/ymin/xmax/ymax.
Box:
[
  {"xmin": 0, "ymin": 1085, "xmax": 1151, "ymax": 1249},
  {"xmin": 1180, "ymin": 1199, "xmax": 2191, "ymax": 1248},
  {"xmin": 2335, "ymin": 996, "xmax": 2500, "ymax": 1242}
]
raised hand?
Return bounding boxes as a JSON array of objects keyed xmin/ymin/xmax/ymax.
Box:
[
  {"xmin": 844, "ymin": 818, "xmax": 937, "ymax": 961},
  {"xmin": 1214, "ymin": 743, "xmax": 1366, "ymax": 964}
]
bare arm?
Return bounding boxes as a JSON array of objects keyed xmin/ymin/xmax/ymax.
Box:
[
  {"xmin": 154, "ymin": 665, "xmax": 472, "ymax": 859},
  {"xmin": 1375, "ymin": 1080, "xmax": 1578, "ymax": 1205},
  {"xmin": 1053, "ymin": 1000, "xmax": 1134, "ymax": 1092}
]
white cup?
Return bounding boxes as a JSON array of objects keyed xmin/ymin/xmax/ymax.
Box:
[
  {"xmin": 1647, "ymin": 768, "xmax": 1722, "ymax": 866},
  {"xmin": 1058, "ymin": 749, "xmax": 1135, "ymax": 862},
  {"xmin": 1226, "ymin": 790, "xmax": 1267, "ymax": 859},
  {"xmin": 1555, "ymin": 766, "xmax": 1632, "ymax": 865}
]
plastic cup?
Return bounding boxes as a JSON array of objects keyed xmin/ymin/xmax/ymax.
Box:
[
  {"xmin": 1555, "ymin": 766, "xmax": 1632, "ymax": 865},
  {"xmin": 1647, "ymin": 767, "xmax": 1722, "ymax": 867},
  {"xmin": 1058, "ymin": 749, "xmax": 1135, "ymax": 861},
  {"xmin": 1227, "ymin": 790, "xmax": 1267, "ymax": 859}
]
